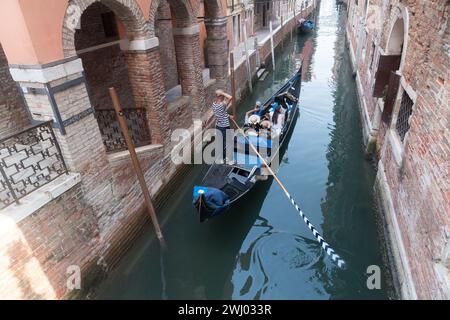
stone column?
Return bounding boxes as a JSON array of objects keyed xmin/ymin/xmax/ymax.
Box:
[
  {"xmin": 205, "ymin": 17, "xmax": 229, "ymax": 90},
  {"xmin": 8, "ymin": 58, "xmax": 115, "ymax": 214},
  {"xmin": 121, "ymin": 37, "xmax": 170, "ymax": 145},
  {"xmin": 155, "ymin": 1, "xmax": 179, "ymax": 91},
  {"xmin": 9, "ymin": 58, "xmax": 108, "ymax": 174},
  {"xmin": 173, "ymin": 25, "xmax": 206, "ymax": 118}
]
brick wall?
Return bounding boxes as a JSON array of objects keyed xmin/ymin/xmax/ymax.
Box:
[
  {"xmin": 75, "ymin": 2, "xmax": 136, "ymax": 111},
  {"xmin": 80, "ymin": 46, "xmax": 136, "ymax": 111},
  {"xmin": 347, "ymin": 0, "xmax": 450, "ymax": 299},
  {"xmin": 155, "ymin": 1, "xmax": 180, "ymax": 91},
  {"xmin": 0, "ymin": 44, "xmax": 29, "ymax": 137}
]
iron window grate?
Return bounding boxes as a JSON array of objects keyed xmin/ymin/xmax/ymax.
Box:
[{"xmin": 396, "ymin": 90, "xmax": 414, "ymax": 142}]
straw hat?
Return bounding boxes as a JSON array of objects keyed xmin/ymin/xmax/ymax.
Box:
[
  {"xmin": 260, "ymin": 120, "xmax": 271, "ymax": 129},
  {"xmin": 248, "ymin": 114, "xmax": 260, "ymax": 124}
]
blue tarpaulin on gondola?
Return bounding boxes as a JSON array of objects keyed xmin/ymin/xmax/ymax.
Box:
[
  {"xmin": 193, "ymin": 186, "xmax": 230, "ymax": 217},
  {"xmin": 303, "ymin": 20, "xmax": 315, "ymax": 30}
]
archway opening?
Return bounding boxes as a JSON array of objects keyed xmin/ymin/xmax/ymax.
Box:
[
  {"xmin": 75, "ymin": 2, "xmax": 151, "ymax": 152},
  {"xmin": 154, "ymin": 0, "xmax": 213, "ymax": 103},
  {"xmin": 373, "ymin": 16, "xmax": 406, "ymax": 124},
  {"xmin": 387, "ymin": 18, "xmax": 404, "ymax": 55}
]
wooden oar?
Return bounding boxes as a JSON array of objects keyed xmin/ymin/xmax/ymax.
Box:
[{"xmin": 229, "ymin": 116, "xmax": 346, "ymax": 269}]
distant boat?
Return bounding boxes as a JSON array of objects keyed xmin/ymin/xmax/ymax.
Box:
[
  {"xmin": 192, "ymin": 65, "xmax": 303, "ymax": 222},
  {"xmin": 298, "ymin": 19, "xmax": 315, "ymax": 33}
]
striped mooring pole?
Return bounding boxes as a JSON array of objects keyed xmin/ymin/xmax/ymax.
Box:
[{"xmin": 230, "ymin": 117, "xmax": 346, "ymax": 269}]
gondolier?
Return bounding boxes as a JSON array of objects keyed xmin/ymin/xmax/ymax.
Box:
[{"xmin": 211, "ymin": 89, "xmax": 233, "ymax": 162}]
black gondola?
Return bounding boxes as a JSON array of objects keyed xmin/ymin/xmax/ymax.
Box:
[
  {"xmin": 192, "ymin": 65, "xmax": 303, "ymax": 222},
  {"xmin": 298, "ymin": 19, "xmax": 315, "ymax": 33}
]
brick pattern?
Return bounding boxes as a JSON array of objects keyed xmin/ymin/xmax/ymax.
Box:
[
  {"xmin": 62, "ymin": 0, "xmax": 151, "ymax": 57},
  {"xmin": 0, "ymin": 184, "xmax": 98, "ymax": 299},
  {"xmin": 205, "ymin": 20, "xmax": 229, "ymax": 87},
  {"xmin": 174, "ymin": 32, "xmax": 206, "ymax": 116},
  {"xmin": 124, "ymin": 49, "xmax": 170, "ymax": 144},
  {"xmin": 74, "ymin": 3, "xmax": 136, "ymax": 111},
  {"xmin": 80, "ymin": 46, "xmax": 136, "ymax": 111},
  {"xmin": 0, "ymin": 45, "xmax": 29, "ymax": 137},
  {"xmin": 347, "ymin": 0, "xmax": 450, "ymax": 299},
  {"xmin": 155, "ymin": 1, "xmax": 180, "ymax": 90},
  {"xmin": 168, "ymin": 96, "xmax": 195, "ymax": 131}
]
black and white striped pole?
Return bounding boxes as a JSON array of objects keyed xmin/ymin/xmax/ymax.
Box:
[{"xmin": 230, "ymin": 117, "xmax": 346, "ymax": 269}]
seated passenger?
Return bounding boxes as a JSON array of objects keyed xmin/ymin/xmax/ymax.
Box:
[
  {"xmin": 247, "ymin": 114, "xmax": 261, "ymax": 130},
  {"xmin": 268, "ymin": 101, "xmax": 279, "ymax": 122},
  {"xmin": 271, "ymin": 104, "xmax": 285, "ymax": 135},
  {"xmin": 244, "ymin": 101, "xmax": 262, "ymax": 125},
  {"xmin": 260, "ymin": 120, "xmax": 271, "ymax": 130},
  {"xmin": 275, "ymin": 92, "xmax": 297, "ymax": 114}
]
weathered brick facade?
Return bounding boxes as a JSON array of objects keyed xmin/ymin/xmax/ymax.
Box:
[
  {"xmin": 155, "ymin": 1, "xmax": 180, "ymax": 91},
  {"xmin": 346, "ymin": 0, "xmax": 449, "ymax": 299},
  {"xmin": 75, "ymin": 2, "xmax": 136, "ymax": 111}
]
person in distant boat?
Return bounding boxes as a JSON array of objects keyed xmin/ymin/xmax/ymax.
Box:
[
  {"xmin": 244, "ymin": 101, "xmax": 263, "ymax": 125},
  {"xmin": 275, "ymin": 91, "xmax": 297, "ymax": 114},
  {"xmin": 271, "ymin": 103, "xmax": 285, "ymax": 135},
  {"xmin": 212, "ymin": 89, "xmax": 233, "ymax": 162}
]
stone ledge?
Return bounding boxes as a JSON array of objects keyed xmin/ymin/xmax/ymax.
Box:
[
  {"xmin": 9, "ymin": 58, "xmax": 83, "ymax": 83},
  {"xmin": 203, "ymin": 78, "xmax": 216, "ymax": 89},
  {"xmin": 107, "ymin": 144, "xmax": 164, "ymax": 164},
  {"xmin": 167, "ymin": 95, "xmax": 191, "ymax": 114},
  {"xmin": 376, "ymin": 161, "xmax": 418, "ymax": 299},
  {"xmin": 388, "ymin": 129, "xmax": 404, "ymax": 167},
  {"xmin": 0, "ymin": 173, "xmax": 81, "ymax": 224},
  {"xmin": 119, "ymin": 37, "xmax": 159, "ymax": 52}
]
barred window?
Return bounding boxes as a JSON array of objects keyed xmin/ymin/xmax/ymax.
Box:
[{"xmin": 395, "ymin": 90, "xmax": 414, "ymax": 142}]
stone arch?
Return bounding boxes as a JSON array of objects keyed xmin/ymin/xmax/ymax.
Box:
[
  {"xmin": 62, "ymin": 0, "xmax": 150, "ymax": 57},
  {"xmin": 149, "ymin": 0, "xmax": 206, "ymax": 118},
  {"xmin": 148, "ymin": 0, "xmax": 197, "ymax": 35},
  {"xmin": 386, "ymin": 6, "xmax": 409, "ymax": 72},
  {"xmin": 204, "ymin": 0, "xmax": 224, "ymax": 19}
]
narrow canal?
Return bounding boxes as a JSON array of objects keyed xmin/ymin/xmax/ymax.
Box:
[{"xmin": 93, "ymin": 1, "xmax": 390, "ymax": 300}]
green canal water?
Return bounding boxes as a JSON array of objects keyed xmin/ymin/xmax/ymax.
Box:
[{"xmin": 93, "ymin": 1, "xmax": 390, "ymax": 300}]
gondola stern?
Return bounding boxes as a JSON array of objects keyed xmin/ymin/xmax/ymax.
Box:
[{"xmin": 193, "ymin": 186, "xmax": 230, "ymax": 222}]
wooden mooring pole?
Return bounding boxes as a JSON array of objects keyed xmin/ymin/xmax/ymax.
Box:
[
  {"xmin": 229, "ymin": 52, "xmax": 237, "ymax": 118},
  {"xmin": 109, "ymin": 87, "xmax": 165, "ymax": 246},
  {"xmin": 269, "ymin": 20, "xmax": 276, "ymax": 71},
  {"xmin": 242, "ymin": 19, "xmax": 253, "ymax": 93}
]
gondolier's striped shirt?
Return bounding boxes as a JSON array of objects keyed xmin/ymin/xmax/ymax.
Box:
[{"xmin": 211, "ymin": 101, "xmax": 230, "ymax": 128}]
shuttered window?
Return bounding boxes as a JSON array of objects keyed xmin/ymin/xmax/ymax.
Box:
[
  {"xmin": 382, "ymin": 71, "xmax": 401, "ymax": 123},
  {"xmin": 373, "ymin": 55, "xmax": 401, "ymax": 97}
]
